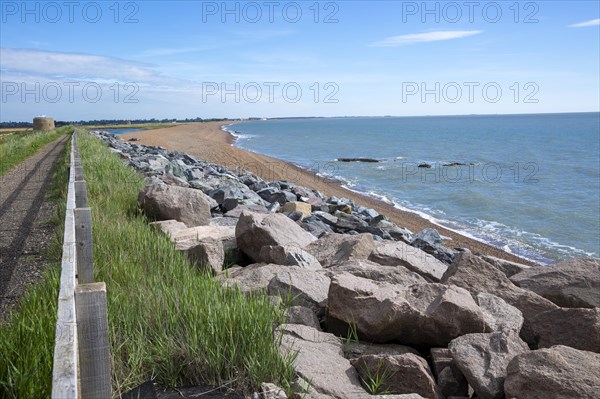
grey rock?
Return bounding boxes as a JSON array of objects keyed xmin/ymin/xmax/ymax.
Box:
[
  {"xmin": 510, "ymin": 257, "xmax": 600, "ymax": 308},
  {"xmin": 504, "ymin": 345, "xmax": 600, "ymax": 399},
  {"xmin": 449, "ymin": 330, "xmax": 529, "ymax": 399},
  {"xmin": 411, "ymin": 228, "xmax": 456, "ymax": 264},
  {"xmin": 261, "ymin": 383, "xmax": 287, "ymax": 399}
]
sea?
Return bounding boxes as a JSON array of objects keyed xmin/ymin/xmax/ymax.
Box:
[{"xmin": 226, "ymin": 113, "xmax": 600, "ymax": 265}]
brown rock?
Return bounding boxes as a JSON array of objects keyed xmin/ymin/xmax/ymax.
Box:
[
  {"xmin": 305, "ymin": 233, "xmax": 375, "ymax": 268},
  {"xmin": 138, "ymin": 184, "xmax": 213, "ymax": 227},
  {"xmin": 235, "ymin": 211, "xmax": 316, "ymax": 262},
  {"xmin": 441, "ymin": 252, "xmax": 558, "ymax": 344},
  {"xmin": 352, "ymin": 354, "xmax": 442, "ymax": 398},
  {"xmin": 504, "ymin": 345, "xmax": 600, "ymax": 399},
  {"xmin": 327, "ymin": 260, "xmax": 426, "ymax": 286},
  {"xmin": 530, "ymin": 307, "xmax": 600, "ymax": 353},
  {"xmin": 510, "ymin": 257, "xmax": 600, "ymax": 308},
  {"xmin": 369, "ymin": 241, "xmax": 448, "ymax": 281},
  {"xmin": 327, "ymin": 273, "xmax": 487, "ymax": 346}
]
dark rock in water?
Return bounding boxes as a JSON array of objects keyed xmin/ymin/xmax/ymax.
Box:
[
  {"xmin": 337, "ymin": 158, "xmax": 381, "ymax": 163},
  {"xmin": 411, "ymin": 228, "xmax": 456, "ymax": 264},
  {"xmin": 442, "ymin": 162, "xmax": 477, "ymax": 167},
  {"xmin": 418, "ymin": 163, "xmax": 432, "ymax": 168}
]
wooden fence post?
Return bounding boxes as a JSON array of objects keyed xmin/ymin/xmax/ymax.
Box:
[
  {"xmin": 75, "ymin": 282, "xmax": 112, "ymax": 399},
  {"xmin": 74, "ymin": 181, "xmax": 88, "ymax": 208},
  {"xmin": 74, "ymin": 208, "xmax": 94, "ymax": 284}
]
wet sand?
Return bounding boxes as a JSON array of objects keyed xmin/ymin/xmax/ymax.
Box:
[{"xmin": 121, "ymin": 122, "xmax": 536, "ymax": 265}]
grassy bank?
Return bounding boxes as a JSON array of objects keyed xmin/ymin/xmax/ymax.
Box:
[
  {"xmin": 1, "ymin": 130, "xmax": 296, "ymax": 398},
  {"xmin": 0, "ymin": 127, "xmax": 71, "ymax": 177}
]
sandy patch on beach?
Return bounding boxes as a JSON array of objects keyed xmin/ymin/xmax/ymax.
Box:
[{"xmin": 121, "ymin": 122, "xmax": 534, "ymax": 265}]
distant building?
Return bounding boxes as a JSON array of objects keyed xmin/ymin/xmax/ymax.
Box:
[{"xmin": 33, "ymin": 116, "xmax": 55, "ymax": 131}]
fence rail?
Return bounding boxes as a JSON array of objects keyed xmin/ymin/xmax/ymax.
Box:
[{"xmin": 51, "ymin": 130, "xmax": 112, "ymax": 399}]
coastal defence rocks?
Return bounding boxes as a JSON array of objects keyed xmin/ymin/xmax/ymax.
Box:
[{"xmin": 93, "ymin": 130, "xmax": 600, "ymax": 399}]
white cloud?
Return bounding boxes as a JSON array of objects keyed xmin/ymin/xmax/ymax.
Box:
[
  {"xmin": 568, "ymin": 18, "xmax": 600, "ymax": 28},
  {"xmin": 0, "ymin": 48, "xmax": 176, "ymax": 84},
  {"xmin": 371, "ymin": 30, "xmax": 482, "ymax": 47}
]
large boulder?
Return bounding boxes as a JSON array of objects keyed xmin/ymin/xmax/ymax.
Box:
[
  {"xmin": 352, "ymin": 354, "xmax": 442, "ymax": 399},
  {"xmin": 441, "ymin": 253, "xmax": 558, "ymax": 344},
  {"xmin": 235, "ymin": 211, "xmax": 316, "ymax": 262},
  {"xmin": 169, "ymin": 225, "xmax": 236, "ymax": 248},
  {"xmin": 504, "ymin": 346, "xmax": 600, "ymax": 399},
  {"xmin": 369, "ymin": 241, "xmax": 448, "ymax": 281},
  {"xmin": 509, "ymin": 258, "xmax": 600, "ymax": 308},
  {"xmin": 327, "ymin": 260, "xmax": 427, "ymax": 286},
  {"xmin": 305, "ymin": 233, "xmax": 375, "ymax": 268},
  {"xmin": 476, "ymin": 293, "xmax": 524, "ymax": 333},
  {"xmin": 259, "ymin": 245, "xmax": 322, "ymax": 270},
  {"xmin": 344, "ymin": 341, "xmax": 418, "ymax": 361},
  {"xmin": 138, "ymin": 184, "xmax": 213, "ymax": 227},
  {"xmin": 530, "ymin": 307, "xmax": 600, "ymax": 353},
  {"xmin": 176, "ymin": 238, "xmax": 224, "ymax": 274},
  {"xmin": 481, "ymin": 255, "xmax": 531, "ymax": 277},
  {"xmin": 284, "ymin": 306, "xmax": 321, "ymax": 330},
  {"xmin": 430, "ymin": 348, "xmax": 468, "ymax": 398},
  {"xmin": 221, "ymin": 263, "xmax": 283, "ymax": 293},
  {"xmin": 449, "ymin": 330, "xmax": 529, "ymax": 399},
  {"xmin": 267, "ymin": 268, "xmax": 330, "ymax": 316},
  {"xmin": 327, "ymin": 273, "xmax": 487, "ymax": 346},
  {"xmin": 277, "ymin": 324, "xmax": 370, "ymax": 399}
]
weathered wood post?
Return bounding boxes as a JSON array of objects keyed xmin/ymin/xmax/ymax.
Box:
[
  {"xmin": 74, "ymin": 208, "xmax": 94, "ymax": 284},
  {"xmin": 75, "ymin": 282, "xmax": 112, "ymax": 399}
]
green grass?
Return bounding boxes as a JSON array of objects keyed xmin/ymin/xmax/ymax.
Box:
[
  {"xmin": 0, "ymin": 127, "xmax": 71, "ymax": 177},
  {"xmin": 1, "ymin": 129, "xmax": 296, "ymax": 398}
]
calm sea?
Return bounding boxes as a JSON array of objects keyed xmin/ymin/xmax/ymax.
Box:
[{"xmin": 228, "ymin": 113, "xmax": 600, "ymax": 264}]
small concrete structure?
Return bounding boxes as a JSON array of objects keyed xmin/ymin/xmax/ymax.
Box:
[{"xmin": 33, "ymin": 116, "xmax": 55, "ymax": 131}]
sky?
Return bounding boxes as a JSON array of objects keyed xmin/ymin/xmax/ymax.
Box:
[{"xmin": 1, "ymin": 0, "xmax": 599, "ymax": 121}]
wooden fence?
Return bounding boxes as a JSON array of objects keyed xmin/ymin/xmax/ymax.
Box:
[{"xmin": 51, "ymin": 131, "xmax": 112, "ymax": 398}]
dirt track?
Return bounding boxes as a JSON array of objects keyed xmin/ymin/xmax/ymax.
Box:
[{"xmin": 0, "ymin": 135, "xmax": 68, "ymax": 321}]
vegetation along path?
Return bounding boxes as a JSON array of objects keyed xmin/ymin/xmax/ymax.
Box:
[{"xmin": 0, "ymin": 134, "xmax": 68, "ymax": 321}]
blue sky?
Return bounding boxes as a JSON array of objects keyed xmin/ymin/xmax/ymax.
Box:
[{"xmin": 1, "ymin": 1, "xmax": 599, "ymax": 121}]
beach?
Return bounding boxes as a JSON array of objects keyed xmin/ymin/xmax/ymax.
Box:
[{"xmin": 121, "ymin": 122, "xmax": 536, "ymax": 265}]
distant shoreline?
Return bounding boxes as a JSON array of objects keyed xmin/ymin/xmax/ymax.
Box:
[{"xmin": 120, "ymin": 122, "xmax": 538, "ymax": 266}]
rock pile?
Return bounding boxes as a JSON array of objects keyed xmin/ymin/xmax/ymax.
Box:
[{"xmin": 93, "ymin": 131, "xmax": 600, "ymax": 399}]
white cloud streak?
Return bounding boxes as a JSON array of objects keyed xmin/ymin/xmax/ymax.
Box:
[
  {"xmin": 371, "ymin": 30, "xmax": 482, "ymax": 47},
  {"xmin": 568, "ymin": 18, "xmax": 600, "ymax": 28}
]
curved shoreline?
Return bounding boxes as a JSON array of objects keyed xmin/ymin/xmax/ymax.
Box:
[{"xmin": 121, "ymin": 122, "xmax": 537, "ymax": 266}]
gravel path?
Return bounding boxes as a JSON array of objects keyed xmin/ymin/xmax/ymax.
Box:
[{"xmin": 0, "ymin": 135, "xmax": 68, "ymax": 322}]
